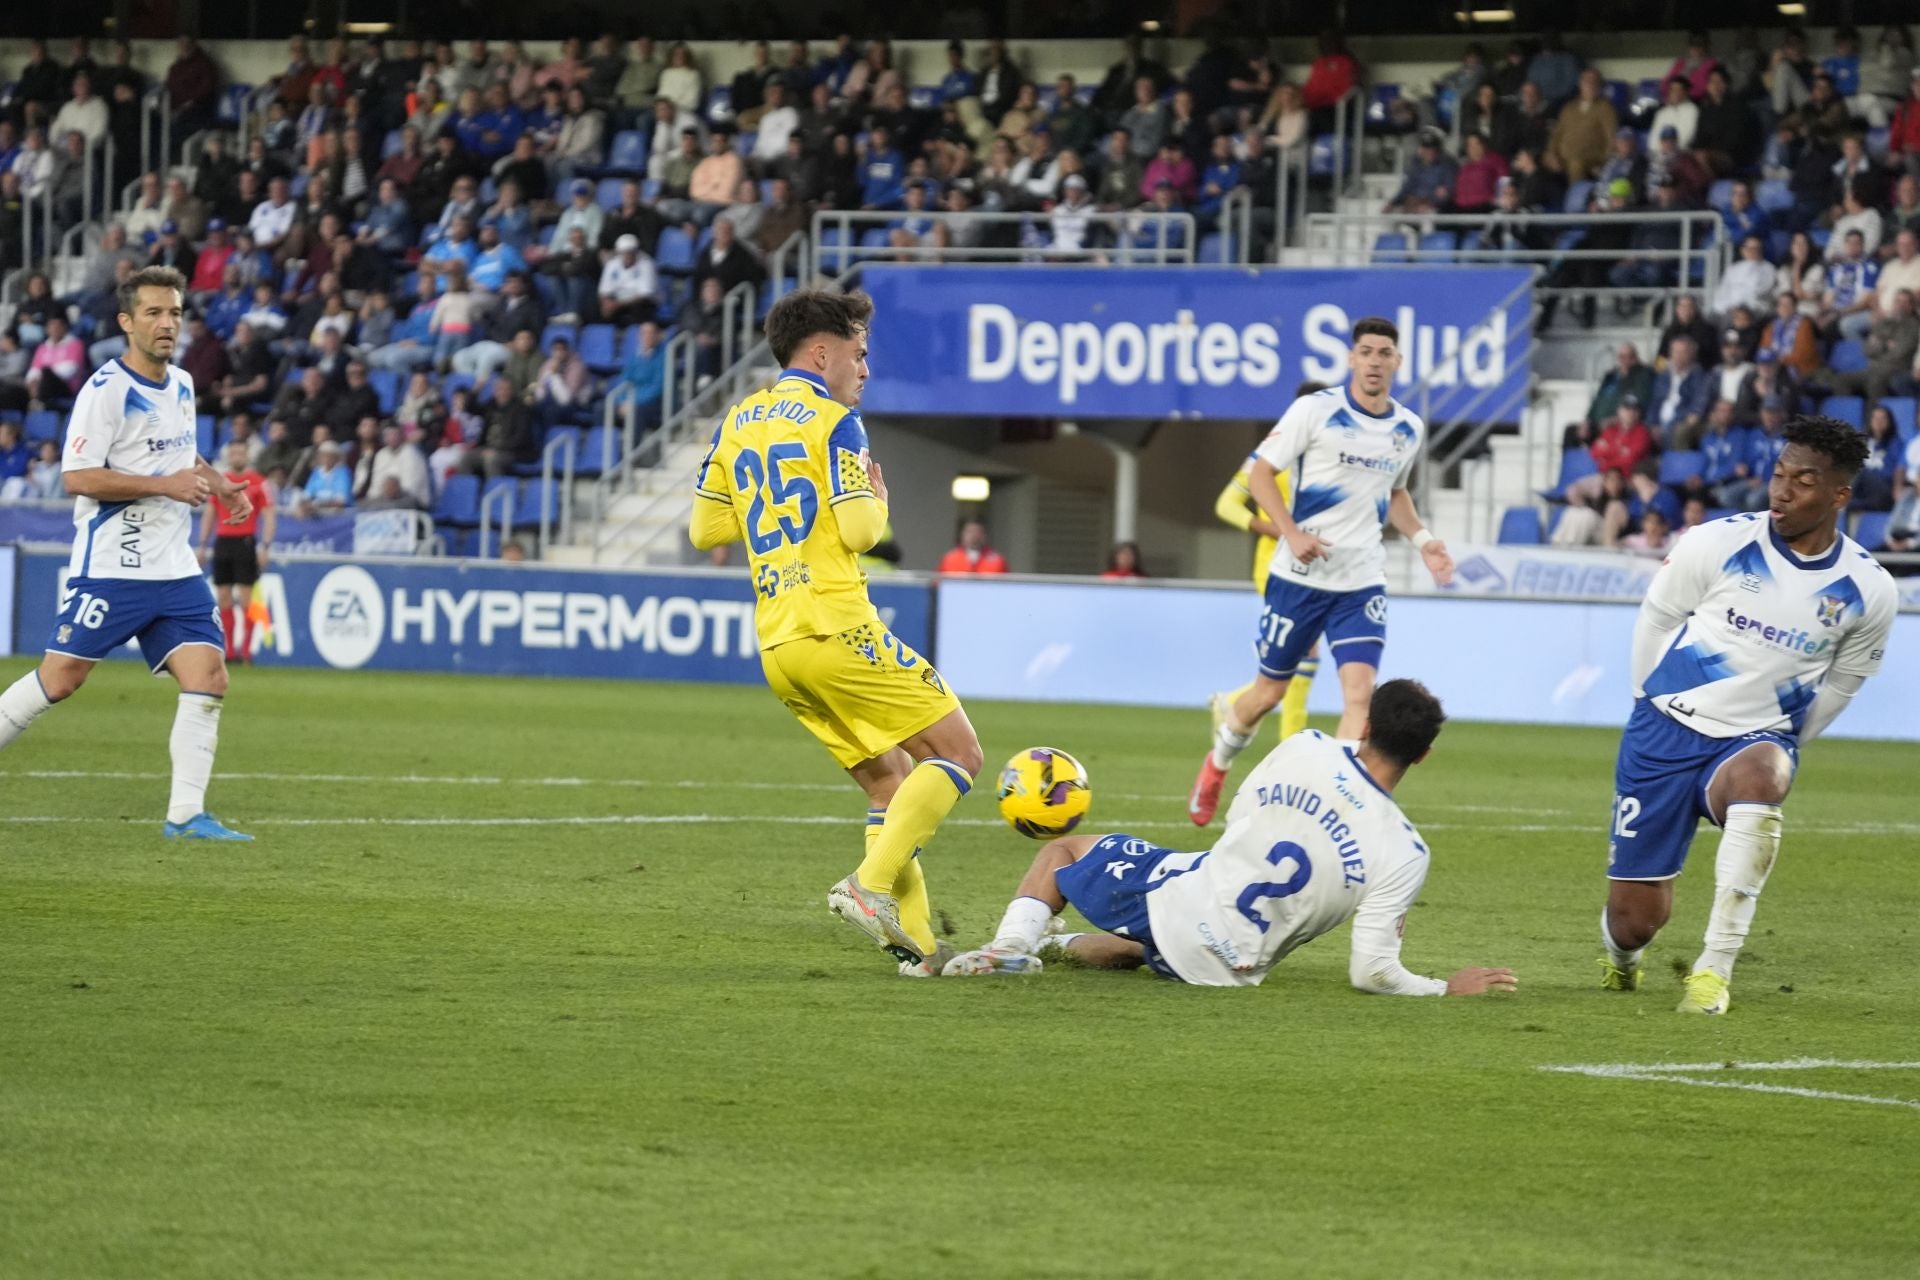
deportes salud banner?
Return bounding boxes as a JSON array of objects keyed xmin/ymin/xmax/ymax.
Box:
[
  {"xmin": 856, "ymin": 265, "xmax": 1532, "ymax": 422},
  {"xmin": 9, "ymin": 552, "xmax": 931, "ymax": 683}
]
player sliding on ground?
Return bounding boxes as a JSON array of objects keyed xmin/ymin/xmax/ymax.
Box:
[
  {"xmin": 947, "ymin": 679, "xmax": 1516, "ymax": 996},
  {"xmin": 689, "ymin": 288, "xmax": 983, "ymax": 975},
  {"xmin": 1599, "ymin": 415, "xmax": 1894, "ymax": 1015},
  {"xmin": 1208, "ymin": 380, "xmax": 1327, "ymax": 745},
  {"xmin": 0, "ymin": 266, "xmax": 254, "ymax": 840},
  {"xmin": 1189, "ymin": 318, "xmax": 1454, "ymax": 827}
]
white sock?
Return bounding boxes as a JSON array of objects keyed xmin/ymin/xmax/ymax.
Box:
[
  {"xmin": 0, "ymin": 671, "xmax": 55, "ymax": 749},
  {"xmin": 1043, "ymin": 931, "xmax": 1088, "ymax": 953},
  {"xmin": 1211, "ymin": 717, "xmax": 1257, "ymax": 771},
  {"xmin": 167, "ymin": 693, "xmax": 224, "ymax": 824},
  {"xmin": 1601, "ymin": 906, "xmax": 1644, "ymax": 971},
  {"xmin": 990, "ymin": 896, "xmax": 1054, "ymax": 954},
  {"xmin": 1695, "ymin": 803, "xmax": 1783, "ymax": 981}
]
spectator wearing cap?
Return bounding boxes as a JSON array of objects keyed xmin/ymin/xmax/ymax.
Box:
[
  {"xmin": 599, "ymin": 233, "xmax": 660, "ymax": 326},
  {"xmin": 1711, "ymin": 235, "xmax": 1777, "ymax": 321},
  {"xmin": 1573, "ymin": 343, "xmax": 1656, "ymax": 446},
  {"xmin": 1048, "ymin": 173, "xmax": 1098, "ymax": 256},
  {"xmin": 148, "ymin": 219, "xmax": 197, "ymax": 278},
  {"xmin": 1647, "ymin": 126, "xmax": 1710, "ymax": 206},
  {"xmin": 546, "ymin": 179, "xmax": 605, "ymax": 258},
  {"xmin": 1385, "ymin": 129, "xmax": 1456, "ymax": 214},
  {"xmin": 1546, "ymin": 68, "xmax": 1617, "ymax": 182},
  {"xmin": 1648, "ymin": 335, "xmax": 1712, "ymax": 447},
  {"xmin": 1649, "ymin": 77, "xmax": 1699, "ymax": 150},
  {"xmin": 1593, "ymin": 127, "xmax": 1647, "ymax": 200},
  {"xmin": 1711, "ymin": 329, "xmax": 1756, "ymax": 408}
]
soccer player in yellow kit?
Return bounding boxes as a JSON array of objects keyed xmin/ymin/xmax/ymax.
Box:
[
  {"xmin": 1209, "ymin": 382, "xmax": 1325, "ymax": 742},
  {"xmin": 689, "ymin": 289, "xmax": 983, "ymax": 973}
]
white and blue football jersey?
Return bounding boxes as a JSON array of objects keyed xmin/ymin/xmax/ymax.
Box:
[
  {"xmin": 1636, "ymin": 514, "xmax": 1896, "ymax": 738},
  {"xmin": 1144, "ymin": 731, "xmax": 1445, "ymax": 993},
  {"xmin": 1253, "ymin": 386, "xmax": 1425, "ymax": 593},
  {"xmin": 61, "ymin": 358, "xmax": 204, "ymax": 582}
]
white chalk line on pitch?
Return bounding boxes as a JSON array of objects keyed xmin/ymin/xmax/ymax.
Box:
[
  {"xmin": 0, "ymin": 769, "xmax": 1579, "ymax": 816},
  {"xmin": 5, "ymin": 811, "xmax": 1920, "ymax": 837},
  {"xmin": 1541, "ymin": 1059, "xmax": 1920, "ymax": 1112}
]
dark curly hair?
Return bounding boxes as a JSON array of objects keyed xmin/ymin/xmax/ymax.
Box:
[
  {"xmin": 765, "ymin": 288, "xmax": 873, "ymax": 365},
  {"xmin": 1366, "ymin": 678, "xmax": 1447, "ymax": 769},
  {"xmin": 1783, "ymin": 414, "xmax": 1870, "ymax": 479}
]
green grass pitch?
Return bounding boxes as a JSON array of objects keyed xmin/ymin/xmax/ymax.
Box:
[{"xmin": 3, "ymin": 659, "xmax": 1917, "ymax": 1278}]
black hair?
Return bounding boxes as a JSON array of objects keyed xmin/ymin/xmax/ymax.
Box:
[
  {"xmin": 765, "ymin": 289, "xmax": 874, "ymax": 365},
  {"xmin": 1783, "ymin": 414, "xmax": 1870, "ymax": 479},
  {"xmin": 117, "ymin": 265, "xmax": 186, "ymax": 318},
  {"xmin": 1352, "ymin": 316, "xmax": 1399, "ymax": 347},
  {"xmin": 1365, "ymin": 679, "xmax": 1447, "ymax": 769},
  {"xmin": 1293, "ymin": 380, "xmax": 1329, "ymax": 398}
]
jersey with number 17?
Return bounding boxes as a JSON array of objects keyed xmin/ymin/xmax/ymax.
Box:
[{"xmin": 694, "ymin": 368, "xmax": 881, "ymax": 650}]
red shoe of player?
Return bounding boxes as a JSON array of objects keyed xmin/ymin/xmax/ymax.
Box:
[{"xmin": 1188, "ymin": 754, "xmax": 1228, "ymax": 826}]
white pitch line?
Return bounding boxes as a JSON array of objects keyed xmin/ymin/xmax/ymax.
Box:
[
  {"xmin": 0, "ymin": 769, "xmax": 1577, "ymax": 815},
  {"xmin": 1542, "ymin": 1060, "xmax": 1920, "ymax": 1112}
]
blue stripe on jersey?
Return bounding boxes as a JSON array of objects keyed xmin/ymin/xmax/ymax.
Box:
[
  {"xmin": 1292, "ymin": 482, "xmax": 1348, "ymax": 522},
  {"xmin": 1768, "ymin": 522, "xmax": 1843, "ymax": 573},
  {"xmin": 1775, "ymin": 676, "xmax": 1818, "ymax": 735},
  {"xmin": 80, "ymin": 499, "xmax": 133, "ymax": 570},
  {"xmin": 114, "ymin": 357, "xmax": 170, "ymax": 390},
  {"xmin": 1723, "ymin": 540, "xmax": 1772, "ymax": 584},
  {"xmin": 1644, "ymin": 639, "xmax": 1736, "ymax": 698},
  {"xmin": 125, "ymin": 386, "xmax": 158, "ymax": 418}
]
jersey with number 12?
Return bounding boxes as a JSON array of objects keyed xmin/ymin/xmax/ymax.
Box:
[{"xmin": 694, "ymin": 368, "xmax": 880, "ymax": 649}]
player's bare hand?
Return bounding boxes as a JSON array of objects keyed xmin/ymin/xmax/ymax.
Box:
[
  {"xmin": 1286, "ymin": 529, "xmax": 1333, "ymax": 564},
  {"xmin": 865, "ymin": 456, "xmax": 889, "ymax": 504},
  {"xmin": 1421, "ymin": 538, "xmax": 1455, "ymax": 587},
  {"xmin": 163, "ymin": 470, "xmax": 212, "ymax": 507},
  {"xmin": 221, "ymin": 486, "xmax": 254, "ymax": 524},
  {"xmin": 1445, "ymin": 966, "xmax": 1518, "ymax": 996}
]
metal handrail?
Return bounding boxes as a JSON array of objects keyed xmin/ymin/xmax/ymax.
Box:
[
  {"xmin": 1272, "ymin": 141, "xmax": 1308, "ymax": 256},
  {"xmin": 537, "ymin": 428, "xmax": 577, "ymax": 555},
  {"xmin": 140, "ymin": 88, "xmax": 171, "ymax": 188},
  {"xmin": 809, "ymin": 208, "xmax": 1197, "ymax": 268},
  {"xmin": 1301, "ymin": 209, "xmax": 1726, "ymax": 304},
  {"xmin": 476, "ymin": 480, "xmax": 514, "ymax": 559},
  {"xmin": 766, "ymin": 228, "xmax": 808, "ymax": 294},
  {"xmin": 1213, "ymin": 185, "xmax": 1252, "ymax": 264},
  {"xmin": 719, "ymin": 278, "xmax": 756, "ymax": 371}
]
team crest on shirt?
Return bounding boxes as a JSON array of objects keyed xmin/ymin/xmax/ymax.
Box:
[
  {"xmin": 920, "ymin": 668, "xmax": 946, "ymax": 695},
  {"xmin": 1814, "ymin": 593, "xmax": 1847, "ymax": 627},
  {"xmin": 57, "ymin": 625, "xmax": 72, "ymax": 644}
]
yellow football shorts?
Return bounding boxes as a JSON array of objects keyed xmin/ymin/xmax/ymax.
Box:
[{"xmin": 760, "ymin": 621, "xmax": 961, "ymax": 768}]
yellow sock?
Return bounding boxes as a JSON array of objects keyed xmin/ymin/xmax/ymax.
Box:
[
  {"xmin": 891, "ymin": 853, "xmax": 934, "ymax": 954},
  {"xmin": 1278, "ymin": 659, "xmax": 1317, "ymax": 740},
  {"xmin": 856, "ymin": 759, "xmax": 969, "ymax": 905},
  {"xmin": 861, "ymin": 811, "xmax": 935, "ymax": 953}
]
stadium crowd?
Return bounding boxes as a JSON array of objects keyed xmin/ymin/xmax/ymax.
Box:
[{"xmin": 0, "ymin": 27, "xmax": 1915, "ymax": 558}]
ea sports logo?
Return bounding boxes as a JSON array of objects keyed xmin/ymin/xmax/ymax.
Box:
[
  {"xmin": 1365, "ymin": 594, "xmax": 1388, "ymax": 625},
  {"xmin": 308, "ymin": 565, "xmax": 385, "ymax": 669}
]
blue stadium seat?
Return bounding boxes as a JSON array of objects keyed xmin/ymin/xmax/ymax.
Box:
[
  {"xmin": 1755, "ymin": 180, "xmax": 1793, "ymax": 213},
  {"xmin": 734, "ymin": 130, "xmax": 757, "ymax": 156},
  {"xmin": 577, "ymin": 324, "xmax": 620, "ymax": 373},
  {"xmin": 24, "ymin": 409, "xmax": 60, "ymax": 443},
  {"xmin": 1708, "ymin": 179, "xmax": 1735, "ymax": 212},
  {"xmin": 817, "ymin": 224, "xmax": 850, "ymax": 272},
  {"xmin": 540, "ymin": 322, "xmax": 578, "ymax": 353},
  {"xmin": 596, "ymin": 177, "xmax": 625, "ymax": 209},
  {"xmin": 368, "ymin": 368, "xmax": 401, "ymax": 415},
  {"xmin": 857, "ymin": 227, "xmax": 892, "ymax": 254},
  {"xmin": 1497, "ymin": 506, "xmax": 1543, "ymax": 545},
  {"xmin": 480, "ymin": 476, "xmax": 518, "ymax": 528},
  {"xmin": 1809, "ymin": 226, "xmax": 1832, "ymax": 251},
  {"xmin": 577, "ymin": 425, "xmax": 618, "ymax": 476},
  {"xmin": 1657, "ymin": 449, "xmax": 1705, "ymax": 486},
  {"xmin": 655, "ymin": 226, "xmax": 696, "ymax": 273},
  {"xmin": 432, "ymin": 473, "xmax": 480, "ymax": 526},
  {"xmin": 1197, "ymin": 231, "xmax": 1237, "ymax": 263},
  {"xmin": 1819, "ymin": 395, "xmax": 1864, "ymax": 428},
  {"xmin": 381, "ymin": 128, "xmax": 405, "ymax": 159},
  {"xmin": 641, "ymin": 178, "xmax": 663, "ymax": 202},
  {"xmin": 1852, "ymin": 511, "xmax": 1892, "ymax": 549},
  {"xmin": 1546, "ymin": 447, "xmax": 1598, "ymax": 499},
  {"xmin": 1603, "ymin": 80, "xmax": 1630, "ymax": 118},
  {"xmin": 1767, "ymin": 228, "xmax": 1794, "ymax": 261},
  {"xmin": 1827, "ymin": 342, "xmax": 1868, "ymax": 374},
  {"xmin": 606, "ymin": 130, "xmax": 649, "ymax": 173},
  {"xmin": 1866, "ymin": 127, "xmax": 1891, "ymax": 161},
  {"xmin": 1371, "ymin": 233, "xmax": 1410, "ymax": 263},
  {"xmin": 442, "ymin": 372, "xmax": 478, "ymax": 404},
  {"xmin": 290, "ymin": 172, "xmax": 309, "ymax": 198},
  {"xmin": 1879, "ymin": 396, "xmax": 1917, "ymax": 443},
  {"xmin": 513, "ymin": 478, "xmax": 558, "ymax": 528},
  {"xmin": 1416, "ymin": 231, "xmax": 1456, "ymax": 261}
]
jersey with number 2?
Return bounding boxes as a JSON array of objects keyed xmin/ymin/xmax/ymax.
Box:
[{"xmin": 694, "ymin": 368, "xmax": 880, "ymax": 649}]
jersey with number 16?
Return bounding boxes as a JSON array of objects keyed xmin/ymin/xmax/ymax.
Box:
[{"xmin": 694, "ymin": 368, "xmax": 882, "ymax": 650}]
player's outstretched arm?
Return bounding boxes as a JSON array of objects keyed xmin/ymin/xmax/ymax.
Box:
[
  {"xmin": 1386, "ymin": 489, "xmax": 1452, "ymax": 586},
  {"xmin": 1444, "ymin": 967, "xmax": 1519, "ymax": 996},
  {"xmin": 65, "ymin": 466, "xmax": 210, "ymax": 507}
]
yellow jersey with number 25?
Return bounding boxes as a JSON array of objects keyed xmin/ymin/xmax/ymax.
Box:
[{"xmin": 693, "ymin": 368, "xmax": 885, "ymax": 650}]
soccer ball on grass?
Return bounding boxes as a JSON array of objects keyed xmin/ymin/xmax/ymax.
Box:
[{"xmin": 996, "ymin": 747, "xmax": 1093, "ymax": 839}]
